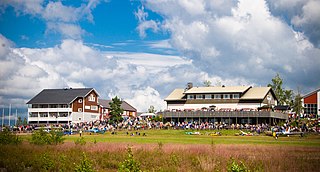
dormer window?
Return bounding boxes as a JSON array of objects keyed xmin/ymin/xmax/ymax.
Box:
[
  {"xmin": 233, "ymin": 94, "xmax": 240, "ymax": 99},
  {"xmin": 88, "ymin": 94, "xmax": 95, "ymax": 102},
  {"xmin": 187, "ymin": 95, "xmax": 194, "ymax": 99},
  {"xmin": 214, "ymin": 94, "xmax": 221, "ymax": 99}
]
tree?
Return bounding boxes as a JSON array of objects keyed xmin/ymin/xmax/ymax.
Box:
[
  {"xmin": 23, "ymin": 117, "xmax": 27, "ymax": 125},
  {"xmin": 284, "ymin": 89, "xmax": 294, "ymax": 106},
  {"xmin": 148, "ymin": 105, "xmax": 156, "ymax": 113},
  {"xmin": 292, "ymin": 88, "xmax": 303, "ymax": 115},
  {"xmin": 203, "ymin": 80, "xmax": 211, "ymax": 87},
  {"xmin": 16, "ymin": 116, "xmax": 22, "ymax": 126},
  {"xmin": 109, "ymin": 96, "xmax": 124, "ymax": 124},
  {"xmin": 268, "ymin": 73, "xmax": 290, "ymax": 105}
]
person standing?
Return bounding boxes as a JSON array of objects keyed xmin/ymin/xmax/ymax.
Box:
[{"xmin": 79, "ymin": 130, "xmax": 82, "ymax": 137}]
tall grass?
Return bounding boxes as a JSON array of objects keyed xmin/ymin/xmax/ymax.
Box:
[{"xmin": 0, "ymin": 142, "xmax": 319, "ymax": 171}]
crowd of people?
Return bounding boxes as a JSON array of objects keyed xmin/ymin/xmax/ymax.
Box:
[{"xmin": 1, "ymin": 115, "xmax": 319, "ymax": 135}]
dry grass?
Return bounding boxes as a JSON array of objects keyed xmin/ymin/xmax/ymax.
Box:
[{"xmin": 1, "ymin": 141, "xmax": 319, "ymax": 172}]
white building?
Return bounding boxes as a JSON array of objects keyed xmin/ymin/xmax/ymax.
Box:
[
  {"xmin": 165, "ymin": 85, "xmax": 277, "ymax": 111},
  {"xmin": 27, "ymin": 88, "xmax": 101, "ymax": 124}
]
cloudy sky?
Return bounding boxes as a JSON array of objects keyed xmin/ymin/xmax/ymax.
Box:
[{"xmin": 0, "ymin": 0, "xmax": 319, "ymax": 112}]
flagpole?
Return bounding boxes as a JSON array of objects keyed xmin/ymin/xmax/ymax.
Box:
[
  {"xmin": 8, "ymin": 104, "xmax": 11, "ymax": 127},
  {"xmin": 1, "ymin": 108, "xmax": 4, "ymax": 128},
  {"xmin": 15, "ymin": 109, "xmax": 17, "ymax": 126}
]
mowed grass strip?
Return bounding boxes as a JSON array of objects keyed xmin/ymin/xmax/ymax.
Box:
[{"xmin": 41, "ymin": 129, "xmax": 320, "ymax": 146}]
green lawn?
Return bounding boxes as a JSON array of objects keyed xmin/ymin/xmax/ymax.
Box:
[{"xmin": 22, "ymin": 129, "xmax": 320, "ymax": 146}]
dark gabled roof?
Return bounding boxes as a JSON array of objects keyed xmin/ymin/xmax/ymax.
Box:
[
  {"xmin": 274, "ymin": 105, "xmax": 291, "ymax": 111},
  {"xmin": 26, "ymin": 88, "xmax": 96, "ymax": 104},
  {"xmin": 99, "ymin": 99, "xmax": 137, "ymax": 112}
]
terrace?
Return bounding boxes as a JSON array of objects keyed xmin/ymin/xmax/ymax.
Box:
[{"xmin": 160, "ymin": 110, "xmax": 288, "ymax": 125}]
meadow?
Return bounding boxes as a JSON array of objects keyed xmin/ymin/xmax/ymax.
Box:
[{"xmin": 1, "ymin": 129, "xmax": 320, "ymax": 171}]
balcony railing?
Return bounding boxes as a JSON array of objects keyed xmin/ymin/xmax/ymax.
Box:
[
  {"xmin": 159, "ymin": 111, "xmax": 288, "ymax": 119},
  {"xmin": 28, "ymin": 108, "xmax": 72, "ymax": 113}
]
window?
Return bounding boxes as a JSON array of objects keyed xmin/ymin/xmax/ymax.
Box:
[
  {"xmin": 85, "ymin": 106, "xmax": 90, "ymax": 110},
  {"xmin": 49, "ymin": 112, "xmax": 57, "ymax": 117},
  {"xmin": 78, "ymin": 108, "xmax": 82, "ymax": 112},
  {"xmin": 223, "ymin": 94, "xmax": 230, "ymax": 99},
  {"xmin": 233, "ymin": 94, "xmax": 240, "ymax": 99},
  {"xmin": 40, "ymin": 113, "xmax": 48, "ymax": 117},
  {"xmin": 214, "ymin": 94, "xmax": 221, "ymax": 99},
  {"xmin": 196, "ymin": 95, "xmax": 203, "ymax": 99},
  {"xmin": 88, "ymin": 94, "xmax": 95, "ymax": 102},
  {"xmin": 205, "ymin": 94, "xmax": 211, "ymax": 99},
  {"xmin": 91, "ymin": 105, "xmax": 98, "ymax": 111},
  {"xmin": 59, "ymin": 112, "xmax": 68, "ymax": 117},
  {"xmin": 304, "ymin": 104, "xmax": 317, "ymax": 115},
  {"xmin": 49, "ymin": 104, "xmax": 57, "ymax": 108},
  {"xmin": 78, "ymin": 99, "xmax": 82, "ymax": 103},
  {"xmin": 187, "ymin": 95, "xmax": 194, "ymax": 99},
  {"xmin": 29, "ymin": 113, "xmax": 38, "ymax": 117}
]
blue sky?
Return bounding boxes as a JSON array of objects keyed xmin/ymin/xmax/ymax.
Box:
[
  {"xmin": 0, "ymin": 1, "xmax": 168, "ymax": 51},
  {"xmin": 0, "ymin": 0, "xmax": 320, "ymax": 114}
]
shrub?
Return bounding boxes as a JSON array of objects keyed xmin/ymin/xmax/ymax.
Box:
[
  {"xmin": 75, "ymin": 137, "xmax": 86, "ymax": 145},
  {"xmin": 0, "ymin": 128, "xmax": 22, "ymax": 145},
  {"xmin": 40, "ymin": 153, "xmax": 55, "ymax": 171},
  {"xmin": 227, "ymin": 158, "xmax": 250, "ymax": 172},
  {"xmin": 31, "ymin": 129, "xmax": 64, "ymax": 145},
  {"xmin": 75, "ymin": 152, "xmax": 95, "ymax": 172},
  {"xmin": 49, "ymin": 130, "xmax": 65, "ymax": 145},
  {"xmin": 118, "ymin": 147, "xmax": 141, "ymax": 172}
]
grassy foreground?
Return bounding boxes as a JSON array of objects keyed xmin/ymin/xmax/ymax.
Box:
[{"xmin": 1, "ymin": 129, "xmax": 320, "ymax": 171}]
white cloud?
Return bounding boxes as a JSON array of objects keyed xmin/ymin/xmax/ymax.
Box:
[
  {"xmin": 0, "ymin": 0, "xmax": 44, "ymax": 16},
  {"xmin": 0, "ymin": 35, "xmax": 199, "ymax": 111},
  {"xmin": 0, "ymin": 0, "xmax": 102, "ymax": 39},
  {"xmin": 143, "ymin": 0, "xmax": 320, "ymax": 92},
  {"xmin": 266, "ymin": 0, "xmax": 320, "ymax": 48},
  {"xmin": 125, "ymin": 87, "xmax": 166, "ymax": 113},
  {"xmin": 135, "ymin": 6, "xmax": 160, "ymax": 38},
  {"xmin": 43, "ymin": 1, "xmax": 82, "ymax": 22},
  {"xmin": 46, "ymin": 22, "xmax": 84, "ymax": 39}
]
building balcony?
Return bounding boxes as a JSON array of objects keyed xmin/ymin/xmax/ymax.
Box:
[
  {"xmin": 28, "ymin": 108, "xmax": 72, "ymax": 113},
  {"xmin": 28, "ymin": 116, "xmax": 72, "ymax": 122},
  {"xmin": 159, "ymin": 111, "xmax": 288, "ymax": 119}
]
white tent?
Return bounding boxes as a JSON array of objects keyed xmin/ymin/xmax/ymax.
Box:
[{"xmin": 139, "ymin": 113, "xmax": 156, "ymax": 117}]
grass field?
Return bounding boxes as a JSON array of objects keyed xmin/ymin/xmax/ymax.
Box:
[{"xmin": 1, "ymin": 129, "xmax": 320, "ymax": 171}]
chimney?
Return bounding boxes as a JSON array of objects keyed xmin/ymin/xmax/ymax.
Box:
[{"xmin": 187, "ymin": 82, "xmax": 193, "ymax": 89}]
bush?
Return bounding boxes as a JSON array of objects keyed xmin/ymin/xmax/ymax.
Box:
[
  {"xmin": 75, "ymin": 152, "xmax": 95, "ymax": 172},
  {"xmin": 118, "ymin": 147, "xmax": 141, "ymax": 172},
  {"xmin": 0, "ymin": 128, "xmax": 22, "ymax": 145},
  {"xmin": 75, "ymin": 137, "xmax": 86, "ymax": 145},
  {"xmin": 50, "ymin": 130, "xmax": 65, "ymax": 145},
  {"xmin": 40, "ymin": 153, "xmax": 55, "ymax": 171},
  {"xmin": 30, "ymin": 129, "xmax": 65, "ymax": 145},
  {"xmin": 227, "ymin": 158, "xmax": 250, "ymax": 172}
]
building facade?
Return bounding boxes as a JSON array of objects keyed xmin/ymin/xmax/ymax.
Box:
[
  {"xmin": 165, "ymin": 85, "xmax": 278, "ymax": 111},
  {"xmin": 27, "ymin": 88, "xmax": 100, "ymax": 124},
  {"xmin": 99, "ymin": 99, "xmax": 137, "ymax": 118},
  {"xmin": 162, "ymin": 85, "xmax": 287, "ymax": 125},
  {"xmin": 302, "ymin": 88, "xmax": 320, "ymax": 117}
]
